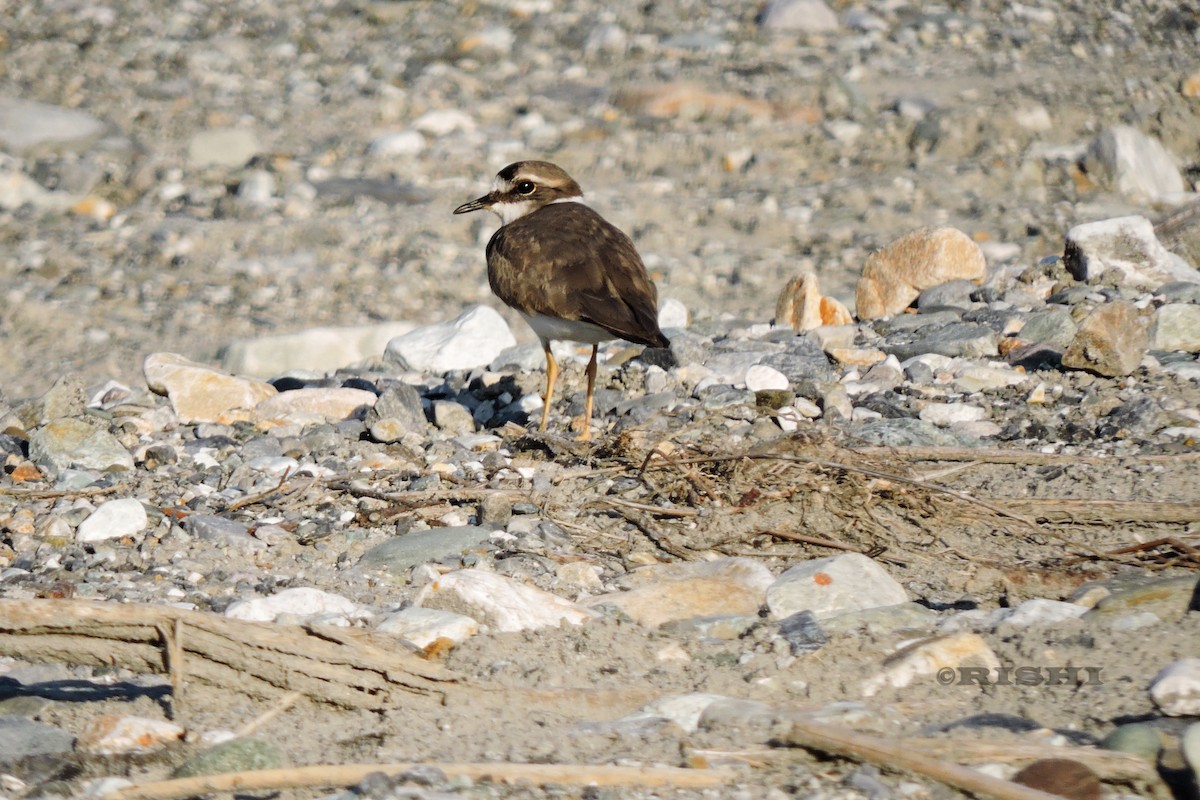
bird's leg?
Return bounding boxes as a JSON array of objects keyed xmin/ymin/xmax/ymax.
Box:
[
  {"xmin": 539, "ymin": 342, "xmax": 557, "ymax": 432},
  {"xmin": 579, "ymin": 344, "xmax": 598, "ymax": 442}
]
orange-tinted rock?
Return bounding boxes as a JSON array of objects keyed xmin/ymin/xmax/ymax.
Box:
[
  {"xmin": 775, "ymin": 273, "xmax": 854, "ymax": 330},
  {"xmin": 855, "ymin": 227, "xmax": 986, "ymax": 320},
  {"xmin": 1061, "ymin": 301, "xmax": 1151, "ymax": 377},
  {"xmin": 144, "ymin": 352, "xmax": 277, "ymax": 424},
  {"xmin": 615, "ymin": 83, "xmax": 774, "ymax": 121}
]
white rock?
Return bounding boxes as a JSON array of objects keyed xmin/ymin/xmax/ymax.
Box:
[
  {"xmin": 414, "ymin": 568, "xmax": 596, "ymax": 632},
  {"xmin": 412, "ymin": 109, "xmax": 476, "ymax": 135},
  {"xmin": 225, "ymin": 587, "xmax": 364, "ymax": 623},
  {"xmin": 918, "ymin": 403, "xmax": 987, "ymax": 427},
  {"xmin": 861, "ymin": 632, "xmax": 1000, "ymax": 697},
  {"xmin": 76, "ymin": 498, "xmax": 149, "ymax": 543},
  {"xmin": 0, "ymin": 96, "xmax": 107, "ymax": 155},
  {"xmin": 375, "ymin": 607, "xmax": 480, "ymax": 648},
  {"xmin": 1064, "ymin": 216, "xmax": 1200, "ymax": 288},
  {"xmin": 621, "ymin": 693, "xmax": 729, "ymax": 733},
  {"xmin": 253, "ymin": 387, "xmax": 377, "ymax": 424},
  {"xmin": 187, "ymin": 127, "xmax": 260, "ymax": 168},
  {"xmin": 78, "ymin": 715, "xmax": 184, "ymax": 755},
  {"xmin": 759, "ymin": 0, "xmax": 839, "ymax": 32},
  {"xmin": 744, "ymin": 364, "xmax": 789, "ymax": 392},
  {"xmin": 658, "ymin": 298, "xmax": 689, "ymax": 329},
  {"xmin": 766, "ymin": 553, "xmax": 908, "ymax": 620},
  {"xmin": 952, "ymin": 365, "xmax": 1027, "ymax": 392},
  {"xmin": 223, "ymin": 322, "xmax": 416, "ymax": 376},
  {"xmin": 0, "ymin": 168, "xmax": 73, "ymax": 211},
  {"xmin": 144, "ymin": 352, "xmax": 277, "ymax": 424},
  {"xmin": 1150, "ymin": 658, "xmax": 1200, "ymax": 716},
  {"xmin": 386, "ymin": 305, "xmax": 517, "ymax": 373},
  {"xmin": 368, "ymin": 130, "xmax": 425, "ymax": 157},
  {"xmin": 1085, "ymin": 125, "xmax": 1186, "ymax": 203},
  {"xmin": 1000, "ymin": 598, "xmax": 1088, "ymax": 628}
]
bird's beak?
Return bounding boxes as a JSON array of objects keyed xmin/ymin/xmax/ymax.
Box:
[{"xmin": 453, "ymin": 193, "xmax": 493, "ymax": 214}]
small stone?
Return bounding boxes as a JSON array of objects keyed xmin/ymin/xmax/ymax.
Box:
[
  {"xmin": 77, "ymin": 715, "xmax": 184, "ymax": 755},
  {"xmin": 0, "ymin": 96, "xmax": 107, "ymax": 155},
  {"xmin": 0, "ymin": 717, "xmax": 75, "ymax": 760},
  {"xmin": 918, "ymin": 403, "xmax": 986, "ymax": 427},
  {"xmin": 432, "ymin": 400, "xmax": 476, "ymax": 435},
  {"xmin": 386, "ymin": 306, "xmax": 517, "ymax": 373},
  {"xmin": 614, "ymin": 82, "xmax": 774, "ymax": 122},
  {"xmin": 1018, "ymin": 309, "xmax": 1078, "ymax": 347},
  {"xmin": 861, "ymin": 632, "xmax": 1000, "ymax": 696},
  {"xmin": 856, "ymin": 227, "xmax": 987, "ymax": 320},
  {"xmin": 775, "ymin": 273, "xmax": 853, "ymax": 331},
  {"xmin": 223, "ymin": 323, "xmax": 416, "ymax": 376},
  {"xmin": 187, "ymin": 128, "xmax": 260, "ymax": 168},
  {"xmin": 411, "ymin": 109, "xmax": 476, "ymax": 136},
  {"xmin": 1000, "ymin": 598, "xmax": 1088, "ymax": 628},
  {"xmin": 917, "ymin": 279, "xmax": 980, "ymax": 310},
  {"xmin": 1063, "ymin": 215, "xmax": 1200, "ymax": 288},
  {"xmin": 744, "ymin": 364, "xmax": 789, "ymax": 392},
  {"xmin": 182, "ymin": 514, "xmax": 263, "ymax": 551},
  {"xmin": 766, "ymin": 553, "xmax": 908, "ymax": 620},
  {"xmin": 1150, "ymin": 659, "xmax": 1200, "ymax": 716},
  {"xmin": 225, "ymin": 587, "xmax": 364, "ymax": 623},
  {"xmin": 1085, "ymin": 125, "xmax": 1186, "ymax": 203},
  {"xmin": 585, "ymin": 558, "xmax": 774, "ymax": 628},
  {"xmin": 366, "ymin": 383, "xmax": 425, "ymax": 432},
  {"xmin": 1183, "ymin": 723, "xmax": 1200, "ymax": 779},
  {"xmin": 658, "ymin": 298, "xmax": 689, "ymax": 329},
  {"xmin": 1079, "ymin": 575, "xmax": 1200, "ymax": 621},
  {"xmin": 759, "ymin": 0, "xmax": 839, "ymax": 32},
  {"xmin": 1153, "ymin": 303, "xmax": 1200, "ymax": 352},
  {"xmin": 172, "ymin": 738, "xmax": 287, "ymax": 778},
  {"xmin": 368, "ymin": 130, "xmax": 425, "ymax": 158},
  {"xmin": 1099, "ymin": 722, "xmax": 1163, "ymax": 762},
  {"xmin": 375, "ymin": 607, "xmax": 479, "ymax": 648},
  {"xmin": 144, "ymin": 352, "xmax": 277, "ymax": 424},
  {"xmin": 1012, "ymin": 759, "xmax": 1102, "ymax": 800},
  {"xmin": 255, "ymin": 388, "xmax": 377, "ymax": 425},
  {"xmin": 777, "ymin": 610, "xmax": 827, "ymax": 654},
  {"xmin": 28, "ymin": 418, "xmax": 134, "ymax": 477},
  {"xmin": 1062, "ymin": 301, "xmax": 1151, "ymax": 377},
  {"xmin": 75, "ymin": 498, "xmax": 149, "ymax": 543},
  {"xmin": 358, "ymin": 526, "xmax": 494, "ymax": 573},
  {"xmin": 415, "ymin": 568, "xmax": 595, "ymax": 632},
  {"xmin": 880, "ymin": 322, "xmax": 999, "ymax": 360},
  {"xmin": 951, "ymin": 365, "xmax": 1027, "ymax": 392}
]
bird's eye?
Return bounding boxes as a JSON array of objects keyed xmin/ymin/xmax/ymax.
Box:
[{"xmin": 516, "ymin": 181, "xmax": 535, "ymax": 195}]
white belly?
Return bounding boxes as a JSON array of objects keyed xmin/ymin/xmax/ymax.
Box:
[{"xmin": 521, "ymin": 313, "xmax": 614, "ymax": 345}]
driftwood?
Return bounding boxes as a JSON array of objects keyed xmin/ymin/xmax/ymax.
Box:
[
  {"xmin": 102, "ymin": 762, "xmax": 735, "ymax": 800},
  {"xmin": 0, "ymin": 599, "xmax": 454, "ymax": 711}
]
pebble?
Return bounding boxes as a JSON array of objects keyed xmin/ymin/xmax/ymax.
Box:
[
  {"xmin": 0, "ymin": 96, "xmax": 108, "ymax": 155},
  {"xmin": 415, "ymin": 568, "xmax": 596, "ymax": 632},
  {"xmin": 357, "ymin": 526, "xmax": 495, "ymax": 574},
  {"xmin": 77, "ymin": 715, "xmax": 184, "ymax": 755},
  {"xmin": 1084, "ymin": 125, "xmax": 1186, "ymax": 202},
  {"xmin": 1149, "ymin": 659, "xmax": 1200, "ymax": 716},
  {"xmin": 172, "ymin": 737, "xmax": 287, "ymax": 778},
  {"xmin": 917, "ymin": 402, "xmax": 986, "ymax": 427},
  {"xmin": 385, "ymin": 306, "xmax": 517, "ymax": 373},
  {"xmin": 856, "ymin": 227, "xmax": 986, "ymax": 320},
  {"xmin": 144, "ymin": 352, "xmax": 277, "ymax": 424},
  {"xmin": 1063, "ymin": 216, "xmax": 1200, "ymax": 288},
  {"xmin": 225, "ymin": 587, "xmax": 366, "ymax": 623},
  {"xmin": 75, "ymin": 498, "xmax": 149, "ymax": 543},
  {"xmin": 254, "ymin": 387, "xmax": 377, "ymax": 425},
  {"xmin": 585, "ymin": 558, "xmax": 774, "ymax": 629},
  {"xmin": 758, "ymin": 0, "xmax": 839, "ymax": 32},
  {"xmin": 766, "ymin": 553, "xmax": 908, "ymax": 620},
  {"xmin": 368, "ymin": 131, "xmax": 426, "ymax": 158},
  {"xmin": 0, "ymin": 716, "xmax": 75, "ymax": 760},
  {"xmin": 999, "ymin": 599, "xmax": 1088, "ymax": 628},
  {"xmin": 1099, "ymin": 722, "xmax": 1163, "ymax": 762},
  {"xmin": 222, "ymin": 323, "xmax": 415, "ymax": 377},
  {"xmin": 1153, "ymin": 303, "xmax": 1200, "ymax": 352},
  {"xmin": 375, "ymin": 607, "xmax": 480, "ymax": 648},
  {"xmin": 1061, "ymin": 302, "xmax": 1151, "ymax": 377},
  {"xmin": 861, "ymin": 632, "xmax": 1001, "ymax": 697},
  {"xmin": 1183, "ymin": 723, "xmax": 1200, "ymax": 780},
  {"xmin": 182, "ymin": 514, "xmax": 264, "ymax": 551},
  {"xmin": 186, "ymin": 127, "xmax": 261, "ymax": 168},
  {"xmin": 743, "ymin": 364, "xmax": 789, "ymax": 392},
  {"xmin": 28, "ymin": 418, "xmax": 134, "ymax": 477}
]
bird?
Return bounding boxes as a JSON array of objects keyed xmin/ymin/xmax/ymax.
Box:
[{"xmin": 454, "ymin": 160, "xmax": 671, "ymax": 441}]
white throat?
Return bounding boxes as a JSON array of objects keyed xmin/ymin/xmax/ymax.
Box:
[{"xmin": 491, "ymin": 195, "xmax": 586, "ymax": 226}]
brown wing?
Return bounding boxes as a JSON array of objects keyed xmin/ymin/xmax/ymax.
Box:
[{"xmin": 486, "ymin": 203, "xmax": 669, "ymax": 348}]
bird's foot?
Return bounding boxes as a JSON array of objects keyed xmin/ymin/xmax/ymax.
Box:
[{"xmin": 569, "ymin": 415, "xmax": 593, "ymax": 442}]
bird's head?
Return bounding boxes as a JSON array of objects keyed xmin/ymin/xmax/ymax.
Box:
[{"xmin": 454, "ymin": 161, "xmax": 584, "ymax": 225}]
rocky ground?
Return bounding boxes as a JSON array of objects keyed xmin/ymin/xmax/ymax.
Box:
[{"xmin": 1, "ymin": 0, "xmax": 1200, "ymax": 798}]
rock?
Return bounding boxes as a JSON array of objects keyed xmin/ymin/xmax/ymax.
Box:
[
  {"xmin": 1063, "ymin": 216, "xmax": 1200, "ymax": 288},
  {"xmin": 77, "ymin": 715, "xmax": 184, "ymax": 755},
  {"xmin": 918, "ymin": 403, "xmax": 986, "ymax": 427},
  {"xmin": 431, "ymin": 400, "xmax": 476, "ymax": 435},
  {"xmin": 766, "ymin": 553, "xmax": 908, "ymax": 620},
  {"xmin": 358, "ymin": 526, "xmax": 495, "ymax": 573},
  {"xmin": 368, "ymin": 130, "xmax": 425, "ymax": 158},
  {"xmin": 222, "ymin": 323, "xmax": 416, "ymax": 376},
  {"xmin": 1061, "ymin": 301, "xmax": 1151, "ymax": 377},
  {"xmin": 385, "ymin": 306, "xmax": 517, "ymax": 373},
  {"xmin": 182, "ymin": 515, "xmax": 263, "ymax": 551},
  {"xmin": 365, "ymin": 383, "xmax": 426, "ymax": 435},
  {"xmin": 0, "ymin": 96, "xmax": 108, "ymax": 155},
  {"xmin": 415, "ymin": 568, "xmax": 595, "ymax": 632},
  {"xmin": 916, "ymin": 279, "xmax": 980, "ymax": 310},
  {"xmin": 744, "ymin": 364, "xmax": 789, "ymax": 392},
  {"xmin": 878, "ymin": 322, "xmax": 999, "ymax": 360},
  {"xmin": 856, "ymin": 227, "xmax": 987, "ymax": 320},
  {"xmin": 1149, "ymin": 659, "xmax": 1200, "ymax": 716},
  {"xmin": 861, "ymin": 632, "xmax": 1000, "ymax": 696},
  {"xmin": 0, "ymin": 716, "xmax": 75, "ymax": 762},
  {"xmin": 75, "ymin": 498, "xmax": 149, "ymax": 543},
  {"xmin": 1085, "ymin": 125, "xmax": 1186, "ymax": 203},
  {"xmin": 375, "ymin": 607, "xmax": 479, "ymax": 648},
  {"xmin": 172, "ymin": 738, "xmax": 287, "ymax": 778},
  {"xmin": 254, "ymin": 387, "xmax": 377, "ymax": 424},
  {"xmin": 951, "ymin": 364, "xmax": 1027, "ymax": 392},
  {"xmin": 187, "ymin": 127, "xmax": 261, "ymax": 168},
  {"xmin": 1099, "ymin": 722, "xmax": 1163, "ymax": 762},
  {"xmin": 411, "ymin": 109, "xmax": 476, "ymax": 136},
  {"xmin": 28, "ymin": 418, "xmax": 134, "ymax": 476},
  {"xmin": 0, "ymin": 167, "xmax": 73, "ymax": 211},
  {"xmin": 775, "ymin": 273, "xmax": 853, "ymax": 331},
  {"xmin": 1183, "ymin": 723, "xmax": 1200, "ymax": 780},
  {"xmin": 1018, "ymin": 309, "xmax": 1078, "ymax": 347},
  {"xmin": 1153, "ymin": 303, "xmax": 1200, "ymax": 352},
  {"xmin": 658, "ymin": 297, "xmax": 689, "ymax": 329},
  {"xmin": 1000, "ymin": 599, "xmax": 1088, "ymax": 628},
  {"xmin": 614, "ymin": 82, "xmax": 775, "ymax": 122},
  {"xmin": 225, "ymin": 587, "xmax": 365, "ymax": 623},
  {"xmin": 1012, "ymin": 759, "xmax": 1103, "ymax": 800},
  {"xmin": 758, "ymin": 0, "xmax": 839, "ymax": 32},
  {"xmin": 585, "ymin": 558, "xmax": 774, "ymax": 628},
  {"xmin": 144, "ymin": 352, "xmax": 277, "ymax": 424}
]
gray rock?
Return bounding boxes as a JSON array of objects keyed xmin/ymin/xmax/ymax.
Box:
[
  {"xmin": 1153, "ymin": 303, "xmax": 1200, "ymax": 352},
  {"xmin": 431, "ymin": 400, "xmax": 476, "ymax": 435},
  {"xmin": 759, "ymin": 337, "xmax": 835, "ymax": 382},
  {"xmin": 1019, "ymin": 309, "xmax": 1077, "ymax": 347},
  {"xmin": 358, "ymin": 526, "xmax": 495, "ymax": 573},
  {"xmin": 172, "ymin": 737, "xmax": 287, "ymax": 778},
  {"xmin": 875, "ymin": 310, "xmax": 961, "ymax": 335},
  {"xmin": 1099, "ymin": 722, "xmax": 1163, "ymax": 762},
  {"xmin": 366, "ymin": 383, "xmax": 426, "ymax": 432},
  {"xmin": 187, "ymin": 127, "xmax": 261, "ymax": 168},
  {"xmin": 182, "ymin": 515, "xmax": 264, "ymax": 551},
  {"xmin": 0, "ymin": 716, "xmax": 75, "ymax": 764},
  {"xmin": 28, "ymin": 418, "xmax": 134, "ymax": 477},
  {"xmin": 916, "ymin": 279, "xmax": 980, "ymax": 310},
  {"xmin": 879, "ymin": 322, "xmax": 999, "ymax": 360},
  {"xmin": 1064, "ymin": 216, "xmax": 1200, "ymax": 288},
  {"xmin": 0, "ymin": 96, "xmax": 107, "ymax": 155},
  {"xmin": 1085, "ymin": 125, "xmax": 1186, "ymax": 202},
  {"xmin": 852, "ymin": 418, "xmax": 973, "ymax": 447},
  {"xmin": 1158, "ymin": 281, "xmax": 1200, "ymax": 303}
]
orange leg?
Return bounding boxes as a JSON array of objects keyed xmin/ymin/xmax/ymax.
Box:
[
  {"xmin": 580, "ymin": 344, "xmax": 598, "ymax": 442},
  {"xmin": 539, "ymin": 342, "xmax": 558, "ymax": 432}
]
